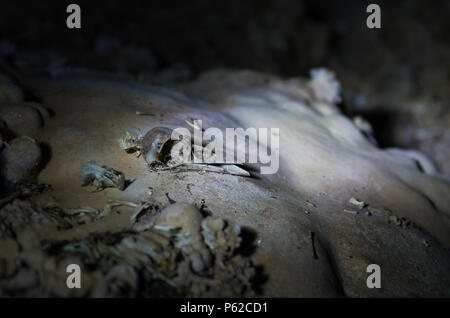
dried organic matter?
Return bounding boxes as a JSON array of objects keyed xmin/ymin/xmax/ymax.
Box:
[{"xmin": 80, "ymin": 161, "xmax": 126, "ymax": 191}]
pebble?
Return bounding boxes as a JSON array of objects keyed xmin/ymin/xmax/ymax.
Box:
[{"xmin": 0, "ymin": 103, "xmax": 47, "ymax": 137}]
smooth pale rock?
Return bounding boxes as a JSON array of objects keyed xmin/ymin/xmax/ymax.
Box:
[{"xmin": 155, "ymin": 203, "xmax": 203, "ymax": 232}]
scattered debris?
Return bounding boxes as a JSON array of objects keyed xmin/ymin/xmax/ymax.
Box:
[
  {"xmin": 305, "ymin": 200, "xmax": 317, "ymax": 208},
  {"xmin": 348, "ymin": 197, "xmax": 366, "ymax": 209},
  {"xmin": 0, "ymin": 189, "xmax": 258, "ymax": 297},
  {"xmin": 388, "ymin": 215, "xmax": 411, "ymax": 227},
  {"xmin": 165, "ymin": 192, "xmax": 176, "ymax": 204},
  {"xmin": 98, "ymin": 199, "xmax": 138, "ymax": 218},
  {"xmin": 129, "ymin": 201, "xmax": 154, "ymax": 224},
  {"xmin": 198, "ymin": 198, "xmax": 211, "ymax": 215},
  {"xmin": 186, "ymin": 183, "xmax": 193, "ymax": 195},
  {"xmin": 80, "ymin": 161, "xmax": 126, "ymax": 191},
  {"xmin": 368, "ymin": 207, "xmax": 382, "ymax": 214},
  {"xmin": 388, "ymin": 215, "xmax": 401, "ymax": 226}
]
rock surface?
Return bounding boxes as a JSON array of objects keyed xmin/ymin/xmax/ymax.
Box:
[{"xmin": 0, "ymin": 69, "xmax": 449, "ymax": 297}]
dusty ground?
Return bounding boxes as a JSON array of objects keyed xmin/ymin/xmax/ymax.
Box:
[{"xmin": 0, "ymin": 65, "xmax": 449, "ymax": 297}]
